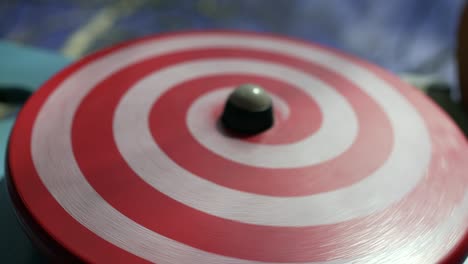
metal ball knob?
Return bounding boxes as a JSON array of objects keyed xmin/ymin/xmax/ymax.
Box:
[{"xmin": 221, "ymin": 84, "xmax": 274, "ymax": 134}]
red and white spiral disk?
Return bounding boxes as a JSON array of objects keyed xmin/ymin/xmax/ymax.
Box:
[{"xmin": 7, "ymin": 31, "xmax": 468, "ymax": 263}]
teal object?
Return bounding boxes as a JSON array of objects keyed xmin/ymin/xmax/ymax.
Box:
[
  {"xmin": 0, "ymin": 41, "xmax": 70, "ymax": 263},
  {"xmin": 0, "ymin": 41, "xmax": 70, "ymax": 178}
]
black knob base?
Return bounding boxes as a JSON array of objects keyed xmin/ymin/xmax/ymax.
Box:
[{"xmin": 221, "ymin": 101, "xmax": 274, "ymax": 135}]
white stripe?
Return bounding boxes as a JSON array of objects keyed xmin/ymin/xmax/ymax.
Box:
[
  {"xmin": 112, "ymin": 62, "xmax": 428, "ymax": 227},
  {"xmin": 29, "ymin": 33, "xmax": 458, "ymax": 263},
  {"xmin": 116, "ymin": 60, "xmax": 357, "ymax": 169}
]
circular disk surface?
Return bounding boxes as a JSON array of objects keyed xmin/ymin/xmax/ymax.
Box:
[{"xmin": 7, "ymin": 31, "xmax": 468, "ymax": 263}]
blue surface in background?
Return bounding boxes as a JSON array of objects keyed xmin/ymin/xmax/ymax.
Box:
[{"xmin": 0, "ymin": 0, "xmax": 465, "ymax": 91}]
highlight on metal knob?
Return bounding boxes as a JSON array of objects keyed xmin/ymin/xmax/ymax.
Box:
[{"xmin": 221, "ymin": 84, "xmax": 274, "ymax": 134}]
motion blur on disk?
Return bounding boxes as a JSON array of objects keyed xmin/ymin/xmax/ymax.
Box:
[{"xmin": 0, "ymin": 1, "xmax": 467, "ymax": 263}]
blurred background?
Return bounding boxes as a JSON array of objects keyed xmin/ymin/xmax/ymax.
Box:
[
  {"xmin": 0, "ymin": 0, "xmax": 467, "ymax": 263},
  {"xmin": 1, "ymin": 0, "xmax": 465, "ymax": 92}
]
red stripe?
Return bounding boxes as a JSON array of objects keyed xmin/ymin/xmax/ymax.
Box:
[
  {"xmin": 354, "ymin": 59, "xmax": 468, "ymax": 264},
  {"xmin": 147, "ymin": 49, "xmax": 391, "ymax": 196},
  {"xmin": 8, "ymin": 47, "xmax": 152, "ymax": 263},
  {"xmin": 205, "ymin": 76, "xmax": 322, "ymax": 146}
]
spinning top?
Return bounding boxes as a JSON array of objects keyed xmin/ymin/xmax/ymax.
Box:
[{"xmin": 6, "ymin": 31, "xmax": 468, "ymax": 264}]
